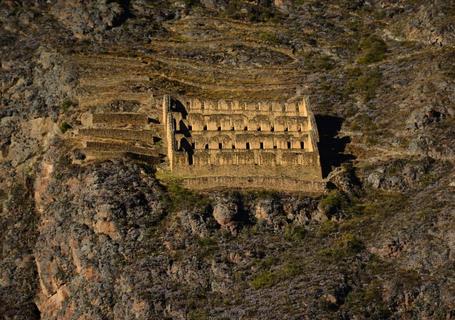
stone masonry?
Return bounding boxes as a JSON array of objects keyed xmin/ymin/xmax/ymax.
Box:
[{"xmin": 162, "ymin": 95, "xmax": 324, "ymax": 192}]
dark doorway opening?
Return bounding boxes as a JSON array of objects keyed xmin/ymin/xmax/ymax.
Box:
[{"xmin": 180, "ymin": 138, "xmax": 194, "ymax": 165}]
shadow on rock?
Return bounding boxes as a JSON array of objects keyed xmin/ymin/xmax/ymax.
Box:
[{"xmin": 316, "ymin": 115, "xmax": 356, "ymax": 178}]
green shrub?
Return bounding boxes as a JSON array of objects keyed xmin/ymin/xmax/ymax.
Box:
[
  {"xmin": 346, "ymin": 68, "xmax": 382, "ymax": 100},
  {"xmin": 361, "ymin": 191, "xmax": 407, "ymax": 217},
  {"xmin": 312, "ymin": 55, "xmax": 335, "ymax": 70},
  {"xmin": 344, "ymin": 280, "xmax": 391, "ymax": 319},
  {"xmin": 302, "ymin": 52, "xmax": 335, "ymax": 71},
  {"xmin": 258, "ymin": 256, "xmax": 280, "ymax": 269},
  {"xmin": 284, "ymin": 225, "xmax": 307, "ymax": 242},
  {"xmin": 319, "ymin": 190, "xmax": 349, "ymax": 215},
  {"xmin": 317, "ymin": 220, "xmax": 338, "ymax": 237},
  {"xmin": 166, "ymin": 180, "xmax": 211, "ymax": 212},
  {"xmin": 318, "ymin": 233, "xmax": 365, "ymax": 259},
  {"xmin": 196, "ymin": 238, "xmax": 218, "ymax": 258},
  {"xmin": 250, "ymin": 270, "xmax": 275, "ymax": 289},
  {"xmin": 357, "ymin": 35, "xmax": 387, "ymax": 64},
  {"xmin": 294, "ymin": 0, "xmax": 307, "ymax": 5},
  {"xmin": 197, "ymin": 237, "xmax": 217, "ymax": 247},
  {"xmin": 188, "ymin": 309, "xmax": 209, "ymax": 320},
  {"xmin": 59, "ymin": 122, "xmax": 72, "ymax": 133},
  {"xmin": 258, "ymin": 32, "xmax": 282, "ymax": 45},
  {"xmin": 225, "ymin": 1, "xmax": 282, "ymax": 22},
  {"xmin": 337, "ymin": 233, "xmax": 365, "ymax": 254},
  {"xmin": 396, "ymin": 269, "xmax": 420, "ymax": 290},
  {"xmin": 60, "ymin": 98, "xmax": 75, "ymax": 113},
  {"xmin": 182, "ymin": 0, "xmax": 200, "ymax": 7}
]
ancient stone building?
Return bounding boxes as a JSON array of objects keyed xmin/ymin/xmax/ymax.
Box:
[{"xmin": 162, "ymin": 95, "xmax": 324, "ymax": 192}]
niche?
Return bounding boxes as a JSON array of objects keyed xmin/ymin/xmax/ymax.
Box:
[
  {"xmin": 232, "ymin": 144, "xmax": 236, "ymax": 149},
  {"xmin": 244, "ymin": 126, "xmax": 248, "ymax": 131},
  {"xmin": 219, "ymin": 143, "xmax": 223, "ymax": 149},
  {"xmin": 284, "ymin": 127, "xmax": 288, "ymax": 132},
  {"xmin": 203, "ymin": 125, "xmax": 207, "ymax": 131},
  {"xmin": 231, "ymin": 126, "xmax": 235, "ymax": 131},
  {"xmin": 271, "ymin": 126, "xmax": 275, "ymax": 132},
  {"xmin": 257, "ymin": 127, "xmax": 261, "ymax": 131},
  {"xmin": 205, "ymin": 144, "xmax": 209, "ymax": 149},
  {"xmin": 246, "ymin": 142, "xmax": 250, "ymax": 150},
  {"xmin": 300, "ymin": 141, "xmax": 304, "ymax": 149},
  {"xmin": 217, "ymin": 126, "xmax": 221, "ymax": 131},
  {"xmin": 287, "ymin": 141, "xmax": 291, "ymax": 149},
  {"xmin": 260, "ymin": 142, "xmax": 264, "ymax": 149}
]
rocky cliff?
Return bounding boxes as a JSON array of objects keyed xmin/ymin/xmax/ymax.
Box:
[{"xmin": 1, "ymin": 1, "xmax": 454, "ymax": 319}]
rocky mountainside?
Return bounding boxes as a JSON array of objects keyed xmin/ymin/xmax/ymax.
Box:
[{"xmin": 1, "ymin": 0, "xmax": 454, "ymax": 319}]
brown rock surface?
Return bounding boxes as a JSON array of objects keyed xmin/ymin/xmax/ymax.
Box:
[{"xmin": 0, "ymin": 1, "xmax": 454, "ymax": 319}]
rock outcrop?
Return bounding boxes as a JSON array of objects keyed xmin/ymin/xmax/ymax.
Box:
[{"xmin": 0, "ymin": 1, "xmax": 454, "ymax": 319}]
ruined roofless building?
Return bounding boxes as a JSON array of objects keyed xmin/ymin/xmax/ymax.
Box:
[{"xmin": 162, "ymin": 95, "xmax": 324, "ymax": 192}]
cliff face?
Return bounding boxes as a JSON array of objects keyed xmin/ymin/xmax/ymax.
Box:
[{"xmin": 1, "ymin": 1, "xmax": 454, "ymax": 319}]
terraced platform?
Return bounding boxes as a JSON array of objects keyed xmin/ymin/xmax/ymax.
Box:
[
  {"xmin": 73, "ymin": 111, "xmax": 163, "ymax": 164},
  {"xmin": 72, "ymin": 16, "xmax": 305, "ymax": 110},
  {"xmin": 68, "ymin": 16, "xmax": 323, "ymax": 192}
]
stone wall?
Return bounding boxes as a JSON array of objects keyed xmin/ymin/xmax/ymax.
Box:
[
  {"xmin": 173, "ymin": 150, "xmax": 320, "ymax": 168},
  {"xmin": 182, "ymin": 176, "xmax": 325, "ymax": 193}
]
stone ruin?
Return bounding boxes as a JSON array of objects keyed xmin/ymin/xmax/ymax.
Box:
[
  {"xmin": 163, "ymin": 95, "xmax": 324, "ymax": 192},
  {"xmin": 73, "ymin": 94, "xmax": 324, "ymax": 192}
]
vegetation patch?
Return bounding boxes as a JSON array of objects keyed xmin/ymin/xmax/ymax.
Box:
[
  {"xmin": 188, "ymin": 309, "xmax": 209, "ymax": 320},
  {"xmin": 284, "ymin": 225, "xmax": 307, "ymax": 242},
  {"xmin": 356, "ymin": 35, "xmax": 387, "ymax": 64},
  {"xmin": 258, "ymin": 32, "xmax": 285, "ymax": 45},
  {"xmin": 319, "ymin": 189, "xmax": 364, "ymax": 220},
  {"xmin": 224, "ymin": 1, "xmax": 283, "ymax": 23},
  {"xmin": 250, "ymin": 262, "xmax": 302, "ymax": 289},
  {"xmin": 162, "ymin": 179, "xmax": 212, "ymax": 213},
  {"xmin": 302, "ymin": 52, "xmax": 335, "ymax": 70},
  {"xmin": 317, "ymin": 220, "xmax": 339, "ymax": 237},
  {"xmin": 319, "ymin": 190, "xmax": 349, "ymax": 215},
  {"xmin": 60, "ymin": 98, "xmax": 76, "ymax": 113},
  {"xmin": 344, "ymin": 280, "xmax": 391, "ymax": 319},
  {"xmin": 345, "ymin": 67, "xmax": 382, "ymax": 100},
  {"xmin": 318, "ymin": 233, "xmax": 365, "ymax": 260},
  {"xmin": 59, "ymin": 121, "xmax": 72, "ymax": 133},
  {"xmin": 196, "ymin": 237, "xmax": 219, "ymax": 258}
]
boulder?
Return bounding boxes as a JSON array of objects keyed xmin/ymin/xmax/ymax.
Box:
[{"xmin": 212, "ymin": 196, "xmax": 238, "ymax": 227}]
